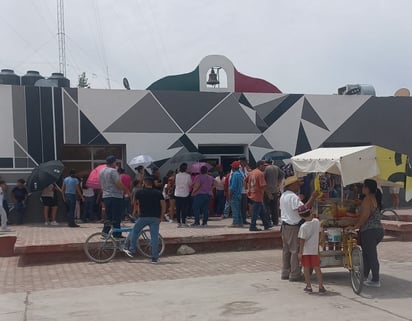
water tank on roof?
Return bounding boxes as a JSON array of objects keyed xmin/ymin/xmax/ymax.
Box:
[
  {"xmin": 0, "ymin": 69, "xmax": 20, "ymax": 85},
  {"xmin": 48, "ymin": 72, "xmax": 70, "ymax": 88},
  {"xmin": 338, "ymin": 84, "xmax": 376, "ymax": 96},
  {"xmin": 21, "ymin": 70, "xmax": 44, "ymax": 86}
]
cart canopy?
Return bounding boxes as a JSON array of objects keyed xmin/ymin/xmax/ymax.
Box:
[{"xmin": 291, "ymin": 146, "xmax": 412, "ymax": 200}]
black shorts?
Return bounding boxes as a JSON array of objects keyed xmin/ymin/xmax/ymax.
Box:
[{"xmin": 41, "ymin": 196, "xmax": 57, "ymax": 207}]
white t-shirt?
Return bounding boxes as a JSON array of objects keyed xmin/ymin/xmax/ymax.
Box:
[
  {"xmin": 174, "ymin": 172, "xmax": 192, "ymax": 197},
  {"xmin": 280, "ymin": 190, "xmax": 303, "ymax": 225},
  {"xmin": 83, "ymin": 187, "xmax": 95, "ymax": 198},
  {"xmin": 298, "ymin": 218, "xmax": 321, "ymax": 255},
  {"xmin": 0, "ymin": 186, "xmax": 4, "ymax": 203}
]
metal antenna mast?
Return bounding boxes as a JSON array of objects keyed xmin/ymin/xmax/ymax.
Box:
[{"xmin": 57, "ymin": 0, "xmax": 66, "ymax": 76}]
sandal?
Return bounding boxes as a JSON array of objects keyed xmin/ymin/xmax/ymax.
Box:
[
  {"xmin": 319, "ymin": 287, "xmax": 327, "ymax": 294},
  {"xmin": 304, "ymin": 286, "xmax": 313, "ymax": 293}
]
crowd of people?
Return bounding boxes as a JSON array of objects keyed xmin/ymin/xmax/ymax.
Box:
[{"xmin": 0, "ymin": 155, "xmax": 386, "ymax": 288}]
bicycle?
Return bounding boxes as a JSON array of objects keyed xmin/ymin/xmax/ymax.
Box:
[
  {"xmin": 320, "ymin": 228, "xmax": 364, "ymax": 294},
  {"xmin": 380, "ymin": 208, "xmax": 400, "ymax": 221},
  {"xmin": 342, "ymin": 230, "xmax": 364, "ymax": 294},
  {"xmin": 84, "ymin": 225, "xmax": 165, "ymax": 263}
]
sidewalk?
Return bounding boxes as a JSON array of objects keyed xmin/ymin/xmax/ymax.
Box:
[
  {"xmin": 2, "ymin": 209, "xmax": 411, "ymax": 263},
  {"xmin": 5, "ymin": 217, "xmax": 281, "ymax": 264}
]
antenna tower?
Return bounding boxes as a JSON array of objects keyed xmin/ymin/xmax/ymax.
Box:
[{"xmin": 57, "ymin": 0, "xmax": 66, "ymax": 76}]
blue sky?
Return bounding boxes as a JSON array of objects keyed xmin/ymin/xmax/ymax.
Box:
[{"xmin": 1, "ymin": 0, "xmax": 411, "ymax": 95}]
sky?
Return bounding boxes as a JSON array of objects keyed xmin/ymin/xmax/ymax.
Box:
[{"xmin": 1, "ymin": 0, "xmax": 411, "ymax": 96}]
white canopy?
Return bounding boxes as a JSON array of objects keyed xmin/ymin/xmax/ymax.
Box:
[{"xmin": 292, "ymin": 146, "xmax": 382, "ymax": 186}]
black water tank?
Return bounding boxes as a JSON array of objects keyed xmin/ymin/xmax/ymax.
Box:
[
  {"xmin": 21, "ymin": 70, "xmax": 44, "ymax": 86},
  {"xmin": 49, "ymin": 72, "xmax": 70, "ymax": 88},
  {"xmin": 0, "ymin": 69, "xmax": 20, "ymax": 85}
]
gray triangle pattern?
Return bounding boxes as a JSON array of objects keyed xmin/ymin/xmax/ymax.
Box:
[
  {"xmin": 105, "ymin": 93, "xmax": 182, "ymax": 133},
  {"xmin": 251, "ymin": 135, "xmax": 273, "ymax": 149},
  {"xmin": 168, "ymin": 139, "xmax": 183, "ymax": 150},
  {"xmin": 189, "ymin": 95, "xmax": 260, "ymax": 134},
  {"xmin": 254, "ymin": 95, "xmax": 289, "ymax": 120},
  {"xmin": 301, "ymin": 98, "xmax": 329, "ymax": 131},
  {"xmin": 256, "ymin": 114, "xmax": 268, "ymax": 132},
  {"xmin": 14, "ymin": 142, "xmax": 27, "ymax": 158}
]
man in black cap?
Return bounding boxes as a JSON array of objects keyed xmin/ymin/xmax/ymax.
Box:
[
  {"xmin": 100, "ymin": 155, "xmax": 130, "ymax": 238},
  {"xmin": 124, "ymin": 176, "xmax": 166, "ymax": 263}
]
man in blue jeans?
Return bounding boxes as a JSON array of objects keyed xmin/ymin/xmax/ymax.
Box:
[
  {"xmin": 229, "ymin": 161, "xmax": 243, "ymax": 227},
  {"xmin": 62, "ymin": 169, "xmax": 83, "ymax": 227},
  {"xmin": 125, "ymin": 176, "xmax": 166, "ymax": 263},
  {"xmin": 100, "ymin": 156, "xmax": 130, "ymax": 238},
  {"xmin": 191, "ymin": 166, "xmax": 215, "ymax": 227}
]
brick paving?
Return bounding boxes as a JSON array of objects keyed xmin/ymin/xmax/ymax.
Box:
[
  {"xmin": 0, "ymin": 241, "xmax": 411, "ymax": 295},
  {"xmin": 8, "ymin": 208, "xmax": 411, "ymax": 250},
  {"xmin": 11, "ymin": 217, "xmax": 278, "ymax": 249},
  {"xmin": 0, "ymin": 249, "xmax": 281, "ymax": 294}
]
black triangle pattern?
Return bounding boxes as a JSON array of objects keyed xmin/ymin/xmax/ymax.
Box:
[
  {"xmin": 295, "ymin": 122, "xmax": 312, "ymax": 155},
  {"xmin": 89, "ymin": 134, "xmax": 109, "ymax": 145},
  {"xmin": 168, "ymin": 139, "xmax": 184, "ymax": 150},
  {"xmin": 239, "ymin": 93, "xmax": 253, "ymax": 108},
  {"xmin": 251, "ymin": 135, "xmax": 273, "ymax": 149},
  {"xmin": 264, "ymin": 94, "xmax": 303, "ymax": 127},
  {"xmin": 179, "ymin": 134, "xmax": 198, "ymax": 152},
  {"xmin": 256, "ymin": 114, "xmax": 268, "ymax": 132},
  {"xmin": 301, "ymin": 98, "xmax": 329, "ymax": 131},
  {"xmin": 80, "ymin": 111, "xmax": 108, "ymax": 144}
]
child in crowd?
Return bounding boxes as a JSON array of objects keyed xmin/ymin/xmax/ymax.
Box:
[{"xmin": 298, "ymin": 205, "xmax": 326, "ymax": 294}]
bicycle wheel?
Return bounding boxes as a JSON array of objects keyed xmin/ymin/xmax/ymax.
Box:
[
  {"xmin": 381, "ymin": 208, "xmax": 400, "ymax": 221},
  {"xmin": 84, "ymin": 232, "xmax": 117, "ymax": 263},
  {"xmin": 350, "ymin": 245, "xmax": 364, "ymax": 294},
  {"xmin": 136, "ymin": 228, "xmax": 165, "ymax": 258}
]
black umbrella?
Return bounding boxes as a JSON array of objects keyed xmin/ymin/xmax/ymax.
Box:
[
  {"xmin": 170, "ymin": 152, "xmax": 205, "ymax": 164},
  {"xmin": 26, "ymin": 160, "xmax": 64, "ymax": 192},
  {"xmin": 262, "ymin": 150, "xmax": 293, "ymax": 161}
]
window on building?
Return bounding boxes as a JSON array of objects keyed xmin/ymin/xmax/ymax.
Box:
[{"xmin": 62, "ymin": 144, "xmax": 125, "ymax": 177}]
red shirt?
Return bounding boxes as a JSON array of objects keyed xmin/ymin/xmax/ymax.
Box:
[{"xmin": 120, "ymin": 173, "xmax": 132, "ymax": 193}]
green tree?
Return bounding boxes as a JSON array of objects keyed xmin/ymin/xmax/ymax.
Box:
[{"xmin": 77, "ymin": 72, "xmax": 90, "ymax": 88}]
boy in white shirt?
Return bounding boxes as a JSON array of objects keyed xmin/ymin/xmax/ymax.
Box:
[{"xmin": 298, "ymin": 205, "xmax": 326, "ymax": 294}]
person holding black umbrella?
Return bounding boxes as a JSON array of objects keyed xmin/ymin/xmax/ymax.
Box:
[{"xmin": 62, "ymin": 169, "xmax": 83, "ymax": 227}]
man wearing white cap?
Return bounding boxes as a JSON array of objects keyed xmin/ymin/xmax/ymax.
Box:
[{"xmin": 280, "ymin": 176, "xmax": 319, "ymax": 281}]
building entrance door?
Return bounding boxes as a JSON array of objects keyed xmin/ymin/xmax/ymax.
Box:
[{"xmin": 221, "ymin": 156, "xmax": 242, "ymax": 173}]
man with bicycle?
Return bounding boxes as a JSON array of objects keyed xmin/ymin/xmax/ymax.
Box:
[{"xmin": 125, "ymin": 176, "xmax": 166, "ymax": 263}]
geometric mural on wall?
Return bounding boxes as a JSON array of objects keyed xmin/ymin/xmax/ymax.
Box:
[
  {"xmin": 301, "ymin": 97, "xmax": 329, "ymax": 131},
  {"xmin": 189, "ymin": 94, "xmax": 261, "ymax": 134},
  {"xmin": 152, "ymin": 91, "xmax": 229, "ymax": 132},
  {"xmin": 251, "ymin": 135, "xmax": 273, "ymax": 149},
  {"xmin": 3, "ymin": 82, "xmax": 411, "ymax": 176},
  {"xmin": 253, "ymin": 94, "xmax": 289, "ymax": 121},
  {"xmin": 104, "ymin": 93, "xmax": 182, "ymax": 133}
]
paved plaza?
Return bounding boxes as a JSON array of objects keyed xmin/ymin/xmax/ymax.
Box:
[{"xmin": 0, "ymin": 242, "xmax": 411, "ymax": 321}]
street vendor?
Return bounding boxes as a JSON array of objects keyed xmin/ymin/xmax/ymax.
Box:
[{"xmin": 279, "ymin": 176, "xmax": 319, "ymax": 281}]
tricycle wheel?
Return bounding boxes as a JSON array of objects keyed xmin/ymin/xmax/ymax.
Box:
[{"xmin": 350, "ymin": 245, "xmax": 364, "ymax": 294}]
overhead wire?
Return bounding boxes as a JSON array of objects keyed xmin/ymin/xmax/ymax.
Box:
[
  {"xmin": 145, "ymin": 1, "xmax": 172, "ymax": 74},
  {"xmin": 109, "ymin": 3, "xmax": 156, "ymax": 86},
  {"xmin": 92, "ymin": 0, "xmax": 111, "ymax": 88}
]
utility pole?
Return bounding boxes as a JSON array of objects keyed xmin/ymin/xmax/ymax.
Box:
[{"xmin": 57, "ymin": 0, "xmax": 66, "ymax": 76}]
